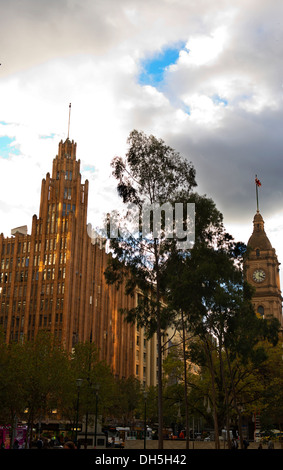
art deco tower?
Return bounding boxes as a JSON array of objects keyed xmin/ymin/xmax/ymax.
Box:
[{"xmin": 0, "ymin": 138, "xmax": 161, "ymax": 385}]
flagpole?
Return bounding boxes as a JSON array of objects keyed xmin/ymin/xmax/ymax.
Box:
[{"xmin": 255, "ymin": 174, "xmax": 260, "ymax": 212}]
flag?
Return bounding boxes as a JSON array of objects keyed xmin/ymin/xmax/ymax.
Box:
[{"xmin": 255, "ymin": 177, "xmax": 261, "ymax": 187}]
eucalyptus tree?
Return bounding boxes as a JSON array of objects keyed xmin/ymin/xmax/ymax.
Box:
[
  {"xmin": 165, "ymin": 229, "xmax": 280, "ymax": 448},
  {"xmin": 104, "ymin": 129, "xmax": 197, "ymax": 448}
]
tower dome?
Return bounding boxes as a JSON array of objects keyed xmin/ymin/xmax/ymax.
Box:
[{"xmin": 247, "ymin": 211, "xmax": 272, "ymax": 250}]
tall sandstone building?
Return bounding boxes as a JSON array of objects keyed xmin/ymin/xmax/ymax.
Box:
[{"xmin": 0, "ymin": 139, "xmax": 160, "ymax": 386}]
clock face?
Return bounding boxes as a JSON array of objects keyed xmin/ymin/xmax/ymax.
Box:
[{"xmin": 253, "ymin": 269, "xmax": 266, "ymax": 283}]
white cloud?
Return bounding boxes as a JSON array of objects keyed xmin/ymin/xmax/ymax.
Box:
[
  {"xmin": 180, "ymin": 26, "xmax": 229, "ymax": 67},
  {"xmin": 0, "ymin": 0, "xmax": 283, "ymax": 285}
]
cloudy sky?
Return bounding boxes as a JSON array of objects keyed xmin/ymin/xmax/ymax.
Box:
[{"xmin": 0, "ymin": 0, "xmax": 283, "ymax": 282}]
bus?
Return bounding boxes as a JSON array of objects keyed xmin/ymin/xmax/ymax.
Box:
[
  {"xmin": 259, "ymin": 429, "xmax": 283, "ymax": 442},
  {"xmin": 0, "ymin": 425, "xmax": 28, "ymax": 449},
  {"xmin": 106, "ymin": 426, "xmax": 152, "ymax": 447}
]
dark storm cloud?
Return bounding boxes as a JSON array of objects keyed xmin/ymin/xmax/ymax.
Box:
[{"xmin": 166, "ymin": 105, "xmax": 283, "ymax": 225}]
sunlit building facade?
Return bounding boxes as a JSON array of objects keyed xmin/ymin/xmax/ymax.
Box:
[{"xmin": 0, "ymin": 138, "xmax": 161, "ymax": 386}]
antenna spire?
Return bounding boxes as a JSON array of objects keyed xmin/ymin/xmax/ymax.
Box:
[{"xmin": 67, "ymin": 103, "xmax": 71, "ymax": 139}]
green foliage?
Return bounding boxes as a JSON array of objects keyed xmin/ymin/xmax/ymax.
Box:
[
  {"xmin": 109, "ymin": 376, "xmax": 142, "ymax": 425},
  {"xmin": 105, "ymin": 130, "xmax": 199, "ymax": 447},
  {"xmin": 69, "ymin": 342, "xmax": 116, "ymax": 417},
  {"xmin": 0, "ymin": 333, "xmax": 117, "ymax": 432}
]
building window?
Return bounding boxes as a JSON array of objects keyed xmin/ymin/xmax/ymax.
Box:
[{"xmin": 257, "ymin": 305, "xmax": 264, "ymax": 317}]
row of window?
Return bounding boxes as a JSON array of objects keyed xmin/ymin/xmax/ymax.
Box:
[
  {"xmin": 0, "ymin": 206, "xmax": 72, "ymax": 260},
  {"xmin": 0, "ymin": 241, "xmax": 30, "ymax": 256},
  {"xmin": 1, "ymin": 256, "xmax": 29, "ymax": 269},
  {"xmin": 27, "ymin": 329, "xmax": 62, "ymax": 341},
  {"xmin": 0, "ymin": 282, "xmax": 65, "ymax": 302},
  {"xmin": 9, "ymin": 328, "xmax": 63, "ymax": 343},
  {"xmin": 0, "ymin": 264, "xmax": 67, "ymax": 285},
  {"xmin": 136, "ymin": 335, "xmax": 147, "ymax": 347},
  {"xmin": 136, "ymin": 364, "xmax": 146, "ymax": 378},
  {"xmin": 1, "ymin": 296, "xmax": 65, "ymax": 314},
  {"xmin": 1, "ymin": 284, "xmax": 28, "ymax": 297},
  {"xmin": 1, "ymin": 240, "xmax": 68, "ymax": 269},
  {"xmin": 56, "ymin": 170, "xmax": 73, "ymax": 181},
  {"xmin": 0, "ymin": 282, "xmax": 65, "ymax": 300},
  {"xmin": 0, "ymin": 312, "xmax": 64, "ymax": 330},
  {"xmin": 136, "ymin": 350, "xmax": 147, "ymax": 362},
  {"xmin": 36, "ymin": 218, "xmax": 69, "ymax": 235},
  {"xmin": 0, "ymin": 270, "xmax": 28, "ymax": 284},
  {"xmin": 42, "ymin": 252, "xmax": 67, "ymax": 266}
]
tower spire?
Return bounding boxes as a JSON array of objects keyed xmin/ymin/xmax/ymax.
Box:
[{"xmin": 67, "ymin": 103, "xmax": 71, "ymax": 139}]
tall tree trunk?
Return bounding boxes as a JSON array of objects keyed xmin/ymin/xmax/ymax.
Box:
[
  {"xmin": 181, "ymin": 310, "xmax": 190, "ymax": 449},
  {"xmin": 218, "ymin": 334, "xmax": 232, "ymax": 449},
  {"xmin": 224, "ymin": 344, "xmax": 244, "ymax": 448},
  {"xmin": 154, "ymin": 241, "xmax": 163, "ymax": 450},
  {"xmin": 204, "ymin": 337, "xmax": 220, "ymax": 449},
  {"xmin": 156, "ymin": 314, "xmax": 163, "ymax": 449}
]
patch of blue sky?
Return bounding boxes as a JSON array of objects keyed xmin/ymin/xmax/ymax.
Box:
[
  {"xmin": 0, "ymin": 136, "xmax": 20, "ymax": 159},
  {"xmin": 212, "ymin": 94, "xmax": 228, "ymax": 106},
  {"xmin": 82, "ymin": 164, "xmax": 95, "ymax": 173},
  {"xmin": 39, "ymin": 133, "xmax": 56, "ymax": 139},
  {"xmin": 138, "ymin": 42, "xmax": 186, "ymax": 88},
  {"xmin": 183, "ymin": 104, "xmax": 191, "ymax": 115}
]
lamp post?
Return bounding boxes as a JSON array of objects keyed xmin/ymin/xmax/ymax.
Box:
[
  {"xmin": 93, "ymin": 384, "xmax": 100, "ymax": 448},
  {"xmin": 143, "ymin": 390, "xmax": 148, "ymax": 450},
  {"xmin": 75, "ymin": 378, "xmax": 83, "ymax": 444}
]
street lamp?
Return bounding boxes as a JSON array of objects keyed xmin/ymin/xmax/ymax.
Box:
[
  {"xmin": 143, "ymin": 390, "xmax": 148, "ymax": 450},
  {"xmin": 75, "ymin": 378, "xmax": 83, "ymax": 444},
  {"xmin": 92, "ymin": 384, "xmax": 100, "ymax": 448}
]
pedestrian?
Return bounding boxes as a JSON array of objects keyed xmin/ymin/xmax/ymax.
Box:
[
  {"xmin": 268, "ymin": 439, "xmax": 274, "ymax": 449},
  {"xmin": 231, "ymin": 438, "xmax": 238, "ymax": 449},
  {"xmin": 36, "ymin": 438, "xmax": 43, "ymax": 449},
  {"xmin": 243, "ymin": 439, "xmax": 249, "ymax": 449},
  {"xmin": 12, "ymin": 439, "xmax": 19, "ymax": 449},
  {"xmin": 63, "ymin": 441, "xmax": 77, "ymax": 449}
]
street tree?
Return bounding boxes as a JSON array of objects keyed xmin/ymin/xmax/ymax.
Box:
[
  {"xmin": 166, "ymin": 235, "xmax": 280, "ymax": 448},
  {"xmin": 20, "ymin": 331, "xmax": 70, "ymax": 446},
  {"xmin": 68, "ymin": 342, "xmax": 116, "ymax": 431},
  {"xmin": 110, "ymin": 376, "xmax": 142, "ymax": 426},
  {"xmin": 104, "ymin": 129, "xmax": 197, "ymax": 448},
  {"xmin": 0, "ymin": 331, "xmax": 27, "ymax": 440},
  {"xmin": 162, "ymin": 192, "xmax": 225, "ymax": 448}
]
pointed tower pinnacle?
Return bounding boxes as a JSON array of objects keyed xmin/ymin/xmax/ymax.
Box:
[{"xmin": 247, "ymin": 211, "xmax": 272, "ymax": 251}]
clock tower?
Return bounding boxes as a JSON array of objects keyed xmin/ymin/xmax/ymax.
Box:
[{"xmin": 245, "ymin": 210, "xmax": 283, "ymax": 326}]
